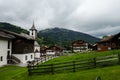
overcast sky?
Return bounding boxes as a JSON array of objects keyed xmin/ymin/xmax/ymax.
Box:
[{"xmin": 0, "ymin": 0, "xmax": 120, "ymax": 38}]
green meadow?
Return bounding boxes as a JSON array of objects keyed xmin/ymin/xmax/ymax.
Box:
[{"xmin": 1, "ymin": 50, "xmax": 120, "ymax": 80}]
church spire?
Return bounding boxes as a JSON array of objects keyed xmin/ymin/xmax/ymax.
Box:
[{"xmin": 30, "ymin": 21, "xmax": 37, "ymax": 31}]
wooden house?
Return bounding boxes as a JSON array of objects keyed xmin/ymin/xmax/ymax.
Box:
[
  {"xmin": 46, "ymin": 46, "xmax": 64, "ymax": 56},
  {"xmin": 72, "ymin": 40, "xmax": 92, "ymax": 52},
  {"xmin": 97, "ymin": 32, "xmax": 120, "ymax": 51},
  {"xmin": 40, "ymin": 46, "xmax": 48, "ymax": 57}
]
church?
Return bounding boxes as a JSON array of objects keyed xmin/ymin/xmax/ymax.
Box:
[{"xmin": 0, "ymin": 23, "xmax": 40, "ymax": 66}]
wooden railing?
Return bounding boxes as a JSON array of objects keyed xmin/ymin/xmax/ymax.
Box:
[
  {"xmin": 11, "ymin": 55, "xmax": 21, "ymax": 64},
  {"xmin": 27, "ymin": 53, "xmax": 120, "ymax": 75}
]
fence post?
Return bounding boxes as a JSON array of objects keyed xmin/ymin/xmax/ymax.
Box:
[
  {"xmin": 95, "ymin": 76, "xmax": 101, "ymax": 80},
  {"xmin": 51, "ymin": 63, "xmax": 54, "ymax": 74},
  {"xmin": 93, "ymin": 57, "xmax": 96, "ymax": 68},
  {"xmin": 73, "ymin": 61, "xmax": 76, "ymax": 72},
  {"xmin": 118, "ymin": 53, "xmax": 120, "ymax": 64},
  {"xmin": 27, "ymin": 64, "xmax": 31, "ymax": 76}
]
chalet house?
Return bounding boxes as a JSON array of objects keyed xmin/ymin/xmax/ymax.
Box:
[
  {"xmin": 40, "ymin": 46, "xmax": 48, "ymax": 58},
  {"xmin": 0, "ymin": 31, "xmax": 14, "ymax": 66},
  {"xmin": 46, "ymin": 46, "xmax": 64, "ymax": 56},
  {"xmin": 97, "ymin": 32, "xmax": 120, "ymax": 51},
  {"xmin": 72, "ymin": 40, "xmax": 92, "ymax": 52}
]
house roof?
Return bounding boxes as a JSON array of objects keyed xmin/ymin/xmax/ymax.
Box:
[
  {"xmin": 72, "ymin": 40, "xmax": 88, "ymax": 47},
  {"xmin": 34, "ymin": 41, "xmax": 40, "ymax": 47},
  {"xmin": 46, "ymin": 46, "xmax": 64, "ymax": 51},
  {"xmin": 0, "ymin": 29, "xmax": 34, "ymax": 40},
  {"xmin": 72, "ymin": 40, "xmax": 87, "ymax": 44},
  {"xmin": 97, "ymin": 32, "xmax": 120, "ymax": 43},
  {"xmin": 0, "ymin": 31, "xmax": 15, "ymax": 39}
]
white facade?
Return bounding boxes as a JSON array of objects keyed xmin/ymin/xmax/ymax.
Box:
[
  {"xmin": 29, "ymin": 30, "xmax": 37, "ymax": 39},
  {"xmin": 34, "ymin": 52, "xmax": 40, "ymax": 58},
  {"xmin": 73, "ymin": 44, "xmax": 89, "ymax": 52},
  {"xmin": 12, "ymin": 53, "xmax": 34, "ymax": 63},
  {"xmin": 0, "ymin": 39, "xmax": 8, "ymax": 66},
  {"xmin": 34, "ymin": 40, "xmax": 40, "ymax": 59},
  {"xmin": 46, "ymin": 50, "xmax": 55, "ymax": 55},
  {"xmin": 0, "ymin": 39, "xmax": 12, "ymax": 66}
]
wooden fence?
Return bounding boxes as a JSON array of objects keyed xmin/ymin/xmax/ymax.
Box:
[{"xmin": 27, "ymin": 53, "xmax": 120, "ymax": 75}]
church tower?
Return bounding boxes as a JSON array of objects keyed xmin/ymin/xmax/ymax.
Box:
[{"xmin": 29, "ymin": 22, "xmax": 37, "ymax": 39}]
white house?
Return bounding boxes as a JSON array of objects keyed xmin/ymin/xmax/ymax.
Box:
[
  {"xmin": 0, "ymin": 31, "xmax": 14, "ymax": 66},
  {"xmin": 46, "ymin": 46, "xmax": 64, "ymax": 56},
  {"xmin": 72, "ymin": 40, "xmax": 92, "ymax": 52}
]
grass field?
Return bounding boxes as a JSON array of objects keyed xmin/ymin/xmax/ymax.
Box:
[
  {"xmin": 1, "ymin": 65, "xmax": 120, "ymax": 80},
  {"xmin": 44, "ymin": 50, "xmax": 120, "ymax": 64},
  {"xmin": 1, "ymin": 50, "xmax": 120, "ymax": 80}
]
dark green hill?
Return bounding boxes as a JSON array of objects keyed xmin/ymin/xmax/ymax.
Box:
[
  {"xmin": 0, "ymin": 22, "xmax": 29, "ymax": 34},
  {"xmin": 0, "ymin": 22, "xmax": 101, "ymax": 49},
  {"xmin": 38, "ymin": 27, "xmax": 101, "ymax": 49}
]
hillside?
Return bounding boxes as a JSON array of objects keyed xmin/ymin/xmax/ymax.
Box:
[
  {"xmin": 0, "ymin": 22, "xmax": 29, "ymax": 34},
  {"xmin": 38, "ymin": 27, "xmax": 101, "ymax": 48},
  {"xmin": 0, "ymin": 22, "xmax": 101, "ymax": 48}
]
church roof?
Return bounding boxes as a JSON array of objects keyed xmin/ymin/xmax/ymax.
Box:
[
  {"xmin": 34, "ymin": 41, "xmax": 40, "ymax": 47},
  {"xmin": 0, "ymin": 29, "xmax": 34, "ymax": 40},
  {"xmin": 0, "ymin": 31, "xmax": 15, "ymax": 39},
  {"xmin": 30, "ymin": 22, "xmax": 37, "ymax": 31}
]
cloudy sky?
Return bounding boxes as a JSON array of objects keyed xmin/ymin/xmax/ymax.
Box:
[{"xmin": 0, "ymin": 0, "xmax": 120, "ymax": 38}]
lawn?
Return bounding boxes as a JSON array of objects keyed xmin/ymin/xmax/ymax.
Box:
[
  {"xmin": 44, "ymin": 50, "xmax": 120, "ymax": 64},
  {"xmin": 1, "ymin": 50, "xmax": 120, "ymax": 80},
  {"xmin": 0, "ymin": 65, "xmax": 27, "ymax": 80},
  {"xmin": 3, "ymin": 65, "xmax": 120, "ymax": 80}
]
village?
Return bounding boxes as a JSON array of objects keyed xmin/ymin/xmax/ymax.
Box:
[
  {"xmin": 0, "ymin": 22, "xmax": 120, "ymax": 67},
  {"xmin": 1, "ymin": 0, "xmax": 120, "ymax": 80}
]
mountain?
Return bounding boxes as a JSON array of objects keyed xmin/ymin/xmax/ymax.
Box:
[
  {"xmin": 0, "ymin": 22, "xmax": 101, "ymax": 49},
  {"xmin": 0, "ymin": 22, "xmax": 29, "ymax": 34},
  {"xmin": 38, "ymin": 27, "xmax": 101, "ymax": 49}
]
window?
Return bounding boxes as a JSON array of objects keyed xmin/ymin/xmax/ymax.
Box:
[
  {"xmin": 32, "ymin": 30, "xmax": 33, "ymax": 35},
  {"xmin": 31, "ymin": 55, "xmax": 33, "ymax": 59},
  {"xmin": 7, "ymin": 51, "xmax": 10, "ymax": 59},
  {"xmin": 0, "ymin": 56, "xmax": 3, "ymax": 61},
  {"xmin": 8, "ymin": 40, "xmax": 10, "ymax": 49},
  {"xmin": 25, "ymin": 56, "xmax": 27, "ymax": 60}
]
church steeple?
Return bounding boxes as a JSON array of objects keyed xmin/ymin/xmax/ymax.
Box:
[
  {"xmin": 30, "ymin": 21, "xmax": 37, "ymax": 31},
  {"xmin": 29, "ymin": 21, "xmax": 37, "ymax": 39}
]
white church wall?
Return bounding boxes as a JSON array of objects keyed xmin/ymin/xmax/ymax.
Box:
[
  {"xmin": 0, "ymin": 39, "xmax": 8, "ymax": 66},
  {"xmin": 12, "ymin": 53, "xmax": 34, "ymax": 63}
]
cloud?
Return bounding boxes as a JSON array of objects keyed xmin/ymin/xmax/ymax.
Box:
[{"xmin": 0, "ymin": 0, "xmax": 120, "ymax": 38}]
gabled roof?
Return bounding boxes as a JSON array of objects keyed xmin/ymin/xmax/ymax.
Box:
[
  {"xmin": 34, "ymin": 41, "xmax": 40, "ymax": 47},
  {"xmin": 46, "ymin": 46, "xmax": 64, "ymax": 51},
  {"xmin": 97, "ymin": 32, "xmax": 120, "ymax": 43},
  {"xmin": 0, "ymin": 29, "xmax": 34, "ymax": 40},
  {"xmin": 0, "ymin": 31, "xmax": 15, "ymax": 39},
  {"xmin": 72, "ymin": 40, "xmax": 87, "ymax": 44}
]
